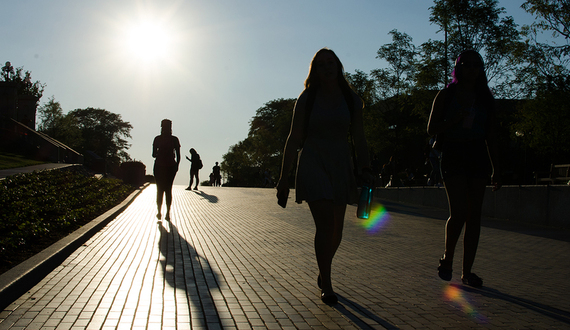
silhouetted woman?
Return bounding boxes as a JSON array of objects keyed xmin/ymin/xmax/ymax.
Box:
[
  {"xmin": 152, "ymin": 119, "xmax": 181, "ymax": 221},
  {"xmin": 427, "ymin": 50, "xmax": 502, "ymax": 287},
  {"xmin": 186, "ymin": 148, "xmax": 201, "ymax": 190},
  {"xmin": 276, "ymin": 48, "xmax": 371, "ymax": 304}
]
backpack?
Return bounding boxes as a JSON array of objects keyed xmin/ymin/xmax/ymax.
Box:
[{"xmin": 197, "ymin": 158, "xmax": 203, "ymax": 169}]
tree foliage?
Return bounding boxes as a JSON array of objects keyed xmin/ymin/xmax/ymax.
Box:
[
  {"xmin": 372, "ymin": 30, "xmax": 418, "ymax": 99},
  {"xmin": 37, "ymin": 103, "xmax": 133, "ymax": 166},
  {"xmin": 221, "ymin": 99, "xmax": 295, "ymax": 187},
  {"xmin": 68, "ymin": 108, "xmax": 133, "ymax": 165},
  {"xmin": 509, "ymin": 0, "xmax": 570, "ymax": 166},
  {"xmin": 36, "ymin": 97, "xmax": 82, "ymax": 150},
  {"xmin": 1, "ymin": 61, "xmax": 45, "ymax": 100},
  {"xmin": 514, "ymin": 0, "xmax": 570, "ymax": 95},
  {"xmin": 429, "ymin": 0, "xmax": 521, "ymax": 97},
  {"xmin": 513, "ymin": 88, "xmax": 570, "ymax": 164},
  {"xmin": 208, "ymin": 1, "xmax": 570, "ymax": 185}
]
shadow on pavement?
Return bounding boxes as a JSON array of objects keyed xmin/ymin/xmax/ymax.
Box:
[
  {"xmin": 158, "ymin": 220, "xmax": 221, "ymax": 327},
  {"xmin": 379, "ymin": 199, "xmax": 570, "ymax": 242},
  {"xmin": 335, "ymin": 294, "xmax": 399, "ymax": 329},
  {"xmin": 192, "ymin": 190, "xmax": 219, "ymax": 203},
  {"xmin": 457, "ymin": 283, "xmax": 570, "ymax": 325}
]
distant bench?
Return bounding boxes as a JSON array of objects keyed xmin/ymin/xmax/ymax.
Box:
[{"xmin": 535, "ymin": 164, "xmax": 570, "ymax": 184}]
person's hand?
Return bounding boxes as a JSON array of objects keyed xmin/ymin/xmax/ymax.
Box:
[
  {"xmin": 185, "ymin": 156, "xmax": 190, "ymax": 161},
  {"xmin": 276, "ymin": 179, "xmax": 290, "ymax": 207},
  {"xmin": 276, "ymin": 179, "xmax": 289, "ymax": 197},
  {"xmin": 491, "ymin": 173, "xmax": 502, "ymax": 191},
  {"xmin": 360, "ymin": 168, "xmax": 375, "ymax": 187}
]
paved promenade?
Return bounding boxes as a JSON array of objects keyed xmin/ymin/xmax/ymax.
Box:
[{"xmin": 1, "ymin": 185, "xmax": 569, "ymax": 329}]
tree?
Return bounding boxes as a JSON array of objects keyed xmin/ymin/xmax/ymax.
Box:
[
  {"xmin": 222, "ymin": 99, "xmax": 295, "ymax": 187},
  {"xmin": 514, "ymin": 0, "xmax": 570, "ymax": 95},
  {"xmin": 36, "ymin": 97, "xmax": 82, "ymax": 150},
  {"xmin": 522, "ymin": 0, "xmax": 570, "ymax": 44},
  {"xmin": 415, "ymin": 39, "xmax": 448, "ymax": 90},
  {"xmin": 372, "ymin": 29, "xmax": 418, "ymax": 99},
  {"xmin": 512, "ymin": 88, "xmax": 570, "ymax": 165},
  {"xmin": 510, "ymin": 0, "xmax": 570, "ymax": 166},
  {"xmin": 429, "ymin": 0, "xmax": 521, "ymax": 97},
  {"xmin": 67, "ymin": 108, "xmax": 133, "ymax": 165},
  {"xmin": 1, "ymin": 61, "xmax": 45, "ymax": 100}
]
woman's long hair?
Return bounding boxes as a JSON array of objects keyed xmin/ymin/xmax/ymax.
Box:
[
  {"xmin": 447, "ymin": 50, "xmax": 494, "ymax": 103},
  {"xmin": 304, "ymin": 48, "xmax": 353, "ymax": 97}
]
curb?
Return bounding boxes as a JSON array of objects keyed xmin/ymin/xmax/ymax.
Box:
[{"xmin": 0, "ymin": 183, "xmax": 150, "ymax": 311}]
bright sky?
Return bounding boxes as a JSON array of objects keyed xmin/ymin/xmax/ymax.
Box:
[{"xmin": 2, "ymin": 0, "xmax": 534, "ymax": 185}]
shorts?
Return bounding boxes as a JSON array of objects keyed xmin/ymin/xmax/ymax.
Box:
[{"xmin": 440, "ymin": 139, "xmax": 491, "ymax": 180}]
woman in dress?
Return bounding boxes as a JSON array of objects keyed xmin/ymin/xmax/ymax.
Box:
[
  {"xmin": 427, "ymin": 50, "xmax": 502, "ymax": 287},
  {"xmin": 276, "ymin": 48, "xmax": 371, "ymax": 304},
  {"xmin": 152, "ymin": 119, "xmax": 181, "ymax": 221}
]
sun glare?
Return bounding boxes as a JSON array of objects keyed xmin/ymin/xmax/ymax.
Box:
[{"xmin": 122, "ymin": 19, "xmax": 173, "ymax": 63}]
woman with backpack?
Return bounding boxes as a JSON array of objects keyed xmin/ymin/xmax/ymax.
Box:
[
  {"xmin": 186, "ymin": 148, "xmax": 202, "ymax": 190},
  {"xmin": 427, "ymin": 49, "xmax": 502, "ymax": 287}
]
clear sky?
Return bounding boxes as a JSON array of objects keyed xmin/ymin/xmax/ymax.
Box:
[{"xmin": 2, "ymin": 0, "xmax": 534, "ymax": 186}]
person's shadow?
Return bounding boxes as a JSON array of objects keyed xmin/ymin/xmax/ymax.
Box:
[
  {"xmin": 192, "ymin": 190, "xmax": 219, "ymax": 203},
  {"xmin": 158, "ymin": 220, "xmax": 221, "ymax": 326},
  {"xmin": 455, "ymin": 283, "xmax": 570, "ymax": 325},
  {"xmin": 334, "ymin": 294, "xmax": 399, "ymax": 329}
]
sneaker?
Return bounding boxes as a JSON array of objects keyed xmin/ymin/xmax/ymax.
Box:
[
  {"xmin": 438, "ymin": 257, "xmax": 452, "ymax": 281},
  {"xmin": 462, "ymin": 273, "xmax": 483, "ymax": 287}
]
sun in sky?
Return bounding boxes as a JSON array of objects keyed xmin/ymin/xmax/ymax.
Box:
[
  {"xmin": 122, "ymin": 19, "xmax": 173, "ymax": 63},
  {"xmin": 108, "ymin": 2, "xmax": 186, "ymax": 72}
]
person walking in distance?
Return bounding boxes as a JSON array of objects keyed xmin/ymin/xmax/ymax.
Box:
[
  {"xmin": 152, "ymin": 119, "xmax": 180, "ymax": 221},
  {"xmin": 186, "ymin": 148, "xmax": 202, "ymax": 190},
  {"xmin": 213, "ymin": 162, "xmax": 221, "ymax": 186}
]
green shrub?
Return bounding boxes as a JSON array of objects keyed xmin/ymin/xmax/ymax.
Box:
[{"xmin": 0, "ymin": 168, "xmax": 134, "ymax": 258}]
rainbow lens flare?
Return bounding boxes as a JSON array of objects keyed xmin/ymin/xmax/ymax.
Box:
[
  {"xmin": 443, "ymin": 285, "xmax": 487, "ymax": 323},
  {"xmin": 360, "ymin": 203, "xmax": 390, "ymax": 234}
]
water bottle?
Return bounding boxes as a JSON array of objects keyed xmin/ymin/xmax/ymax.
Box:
[{"xmin": 357, "ymin": 184, "xmax": 373, "ymax": 219}]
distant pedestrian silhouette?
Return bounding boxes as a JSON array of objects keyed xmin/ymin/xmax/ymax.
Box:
[
  {"xmin": 427, "ymin": 49, "xmax": 502, "ymax": 287},
  {"xmin": 185, "ymin": 148, "xmax": 202, "ymax": 190},
  {"xmin": 152, "ymin": 119, "xmax": 181, "ymax": 221},
  {"xmin": 212, "ymin": 162, "xmax": 221, "ymax": 187},
  {"xmin": 276, "ymin": 48, "xmax": 372, "ymax": 305}
]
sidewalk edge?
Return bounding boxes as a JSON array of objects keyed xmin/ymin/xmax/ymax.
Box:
[{"xmin": 0, "ymin": 183, "xmax": 150, "ymax": 311}]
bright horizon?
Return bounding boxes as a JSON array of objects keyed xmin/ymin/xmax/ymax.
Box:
[{"xmin": 2, "ymin": 0, "xmax": 535, "ymax": 185}]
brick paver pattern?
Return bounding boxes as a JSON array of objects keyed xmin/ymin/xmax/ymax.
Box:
[{"xmin": 1, "ymin": 186, "xmax": 569, "ymax": 329}]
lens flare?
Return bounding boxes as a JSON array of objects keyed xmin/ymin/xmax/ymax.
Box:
[
  {"xmin": 360, "ymin": 203, "xmax": 390, "ymax": 234},
  {"xmin": 443, "ymin": 285, "xmax": 487, "ymax": 323}
]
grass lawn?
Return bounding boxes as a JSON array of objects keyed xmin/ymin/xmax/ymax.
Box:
[{"xmin": 0, "ymin": 152, "xmax": 47, "ymax": 170}]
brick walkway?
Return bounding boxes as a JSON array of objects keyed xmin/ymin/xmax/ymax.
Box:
[{"xmin": 1, "ymin": 185, "xmax": 569, "ymax": 329}]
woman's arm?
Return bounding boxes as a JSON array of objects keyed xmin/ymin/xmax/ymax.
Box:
[
  {"xmin": 152, "ymin": 137, "xmax": 158, "ymax": 158},
  {"xmin": 427, "ymin": 89, "xmax": 449, "ymax": 136},
  {"xmin": 276, "ymin": 91, "xmax": 309, "ymax": 189},
  {"xmin": 175, "ymin": 146, "xmax": 181, "ymax": 167}
]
